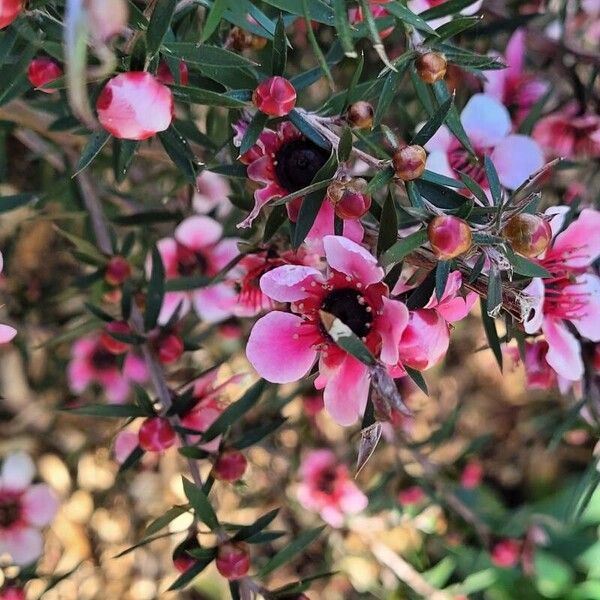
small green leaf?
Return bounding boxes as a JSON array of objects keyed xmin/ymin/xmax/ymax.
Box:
[
  {"xmin": 404, "ymin": 366, "xmax": 428, "ymax": 395},
  {"xmin": 412, "ymin": 95, "xmax": 453, "ymax": 146},
  {"xmin": 337, "ymin": 126, "xmax": 353, "ymax": 163},
  {"xmin": 182, "ymin": 477, "xmax": 219, "ymax": 530},
  {"xmin": 384, "ymin": 1, "xmax": 437, "ymax": 35},
  {"xmin": 419, "ymin": 0, "xmax": 482, "ymax": 21},
  {"xmin": 333, "ymin": 0, "xmax": 356, "ymax": 57},
  {"xmin": 0, "ymin": 193, "xmax": 37, "ymax": 213},
  {"xmin": 271, "ymin": 15, "xmax": 287, "ymax": 76},
  {"xmin": 158, "ymin": 127, "xmax": 201, "ymax": 183},
  {"xmin": 200, "ymin": 0, "xmax": 228, "ymax": 42},
  {"xmin": 377, "ymin": 190, "xmax": 398, "ymax": 257},
  {"xmin": 480, "ymin": 297, "xmax": 503, "ymax": 370},
  {"xmin": 74, "ymin": 131, "xmax": 111, "ymax": 175},
  {"xmin": 63, "ymin": 404, "xmax": 151, "ymax": 418},
  {"xmin": 113, "ymin": 139, "xmax": 139, "ymax": 183},
  {"xmin": 367, "ymin": 166, "xmax": 395, "ymax": 193},
  {"xmin": 380, "ymin": 229, "xmax": 427, "ymax": 267},
  {"xmin": 486, "ymin": 264, "xmax": 502, "ymax": 318},
  {"xmin": 239, "ymin": 111, "xmax": 269, "ymax": 156},
  {"xmin": 258, "ymin": 526, "xmax": 325, "ymax": 577},
  {"xmin": 288, "ymin": 109, "xmax": 330, "ymax": 149},
  {"xmin": 432, "ymin": 80, "xmax": 475, "ymax": 155},
  {"xmin": 416, "ymin": 179, "xmax": 466, "ymax": 209},
  {"xmin": 146, "ymin": 0, "xmax": 177, "ymax": 58},
  {"xmin": 319, "ymin": 310, "xmax": 377, "ymax": 366},
  {"xmin": 459, "ymin": 172, "xmax": 488, "ymax": 206},
  {"xmin": 231, "ymin": 417, "xmax": 287, "ymax": 450},
  {"xmin": 484, "ymin": 156, "xmax": 501, "ymax": 206},
  {"xmin": 170, "ymin": 84, "xmax": 249, "ymax": 108},
  {"xmin": 232, "ymin": 508, "xmax": 280, "ymax": 542},
  {"xmin": 506, "ymin": 251, "xmax": 551, "ymax": 278},
  {"xmin": 144, "ymin": 506, "xmax": 190, "ymax": 537},
  {"xmin": 167, "ymin": 555, "xmax": 213, "ymax": 590},
  {"xmin": 144, "ymin": 246, "xmax": 165, "ymax": 331},
  {"xmin": 261, "ymin": 0, "xmax": 334, "ymax": 25},
  {"xmin": 163, "ymin": 42, "xmax": 258, "ymax": 68},
  {"xmin": 435, "ymin": 259, "xmax": 451, "ymax": 301}
]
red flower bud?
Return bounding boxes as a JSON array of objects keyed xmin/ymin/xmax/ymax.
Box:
[
  {"xmin": 156, "ymin": 333, "xmax": 184, "ymax": 365},
  {"xmin": 460, "ymin": 460, "xmax": 483, "ymax": 489},
  {"xmin": 213, "ymin": 450, "xmax": 247, "ymax": 482},
  {"xmin": 347, "ymin": 101, "xmax": 374, "ymax": 129},
  {"xmin": 0, "ymin": 588, "xmax": 26, "ymax": 600},
  {"xmin": 252, "ymin": 76, "xmax": 297, "ymax": 117},
  {"xmin": 216, "ymin": 542, "xmax": 250, "ymax": 580},
  {"xmin": 156, "ymin": 60, "xmax": 189, "ymax": 87},
  {"xmin": 138, "ymin": 417, "xmax": 176, "ymax": 452},
  {"xmin": 328, "ymin": 178, "xmax": 371, "ymax": 220},
  {"xmin": 0, "ymin": 0, "xmax": 22, "ymax": 29},
  {"xmin": 397, "ymin": 485, "xmax": 425, "ymax": 506},
  {"xmin": 392, "ymin": 145, "xmax": 427, "ymax": 181},
  {"xmin": 427, "ymin": 215, "xmax": 472, "ymax": 259},
  {"xmin": 502, "ymin": 213, "xmax": 552, "ymax": 258},
  {"xmin": 27, "ymin": 57, "xmax": 63, "ymax": 93},
  {"xmin": 415, "ymin": 52, "xmax": 448, "ymax": 84},
  {"xmin": 105, "ymin": 256, "xmax": 131, "ymax": 286},
  {"xmin": 100, "ymin": 321, "xmax": 131, "ymax": 355},
  {"xmin": 172, "ymin": 536, "xmax": 201, "ymax": 573},
  {"xmin": 97, "ymin": 72, "xmax": 173, "ymax": 140},
  {"xmin": 491, "ymin": 539, "xmax": 521, "ymax": 568}
]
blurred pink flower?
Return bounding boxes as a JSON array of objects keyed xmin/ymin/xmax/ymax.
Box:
[
  {"xmin": 247, "ymin": 236, "xmax": 409, "ymax": 426},
  {"xmin": 505, "ymin": 340, "xmax": 557, "ymax": 390},
  {"xmin": 460, "ymin": 460, "xmax": 483, "ymax": 489},
  {"xmin": 297, "ymin": 450, "xmax": 367, "ymax": 527},
  {"xmin": 425, "ymin": 93, "xmax": 544, "ymax": 193},
  {"xmin": 192, "ymin": 171, "xmax": 232, "ymax": 216},
  {"xmin": 67, "ymin": 335, "xmax": 148, "ymax": 403},
  {"xmin": 0, "ymin": 452, "xmax": 58, "ymax": 566},
  {"xmin": 0, "ymin": 253, "xmax": 16, "ymax": 344},
  {"xmin": 397, "ymin": 485, "xmax": 426, "ymax": 506}
]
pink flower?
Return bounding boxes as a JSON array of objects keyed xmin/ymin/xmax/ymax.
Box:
[
  {"xmin": 67, "ymin": 335, "xmax": 148, "ymax": 403},
  {"xmin": 246, "ymin": 236, "xmax": 409, "ymax": 426},
  {"xmin": 0, "ymin": 253, "xmax": 16, "ymax": 344},
  {"xmin": 408, "ymin": 0, "xmax": 482, "ymax": 27},
  {"xmin": 0, "ymin": 587, "xmax": 25, "ymax": 600},
  {"xmin": 27, "ymin": 57, "xmax": 63, "ymax": 94},
  {"xmin": 505, "ymin": 340, "xmax": 557, "ymax": 390},
  {"xmin": 524, "ymin": 208, "xmax": 600, "ymax": 381},
  {"xmin": 192, "ymin": 171, "xmax": 232, "ymax": 216},
  {"xmin": 113, "ymin": 431, "xmax": 140, "ymax": 464},
  {"xmin": 349, "ymin": 0, "xmax": 394, "ymax": 40},
  {"xmin": 0, "ymin": 0, "xmax": 22, "ymax": 29},
  {"xmin": 533, "ymin": 103, "xmax": 600, "ymax": 159},
  {"xmin": 151, "ymin": 215, "xmax": 239, "ymax": 324},
  {"xmin": 397, "ymin": 485, "xmax": 426, "ymax": 506},
  {"xmin": 460, "ymin": 460, "xmax": 483, "ymax": 489},
  {"xmin": 297, "ymin": 449, "xmax": 367, "ymax": 527},
  {"xmin": 425, "ymin": 93, "xmax": 544, "ymax": 193},
  {"xmin": 491, "ymin": 538, "xmax": 522, "ymax": 568},
  {"xmin": 96, "ymin": 72, "xmax": 173, "ymax": 140},
  {"xmin": 0, "ymin": 452, "xmax": 58, "ymax": 566},
  {"xmin": 252, "ymin": 76, "xmax": 297, "ymax": 117},
  {"xmin": 484, "ymin": 30, "xmax": 549, "ymax": 126}
]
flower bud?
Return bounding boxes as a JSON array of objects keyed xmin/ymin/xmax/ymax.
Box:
[
  {"xmin": 156, "ymin": 333, "xmax": 184, "ymax": 365},
  {"xmin": 214, "ymin": 450, "xmax": 247, "ymax": 482},
  {"xmin": 397, "ymin": 485, "xmax": 425, "ymax": 507},
  {"xmin": 347, "ymin": 101, "xmax": 374, "ymax": 129},
  {"xmin": 156, "ymin": 60, "xmax": 189, "ymax": 87},
  {"xmin": 172, "ymin": 536, "xmax": 201, "ymax": 573},
  {"xmin": 87, "ymin": 0, "xmax": 128, "ymax": 43},
  {"xmin": 328, "ymin": 178, "xmax": 371, "ymax": 220},
  {"xmin": 0, "ymin": 0, "xmax": 22, "ymax": 29},
  {"xmin": 501, "ymin": 213, "xmax": 552, "ymax": 258},
  {"xmin": 252, "ymin": 76, "xmax": 297, "ymax": 117},
  {"xmin": 216, "ymin": 542, "xmax": 250, "ymax": 580},
  {"xmin": 460, "ymin": 460, "xmax": 483, "ymax": 489},
  {"xmin": 491, "ymin": 538, "xmax": 521, "ymax": 568},
  {"xmin": 96, "ymin": 72, "xmax": 173, "ymax": 140},
  {"xmin": 427, "ymin": 215, "xmax": 472, "ymax": 259},
  {"xmin": 0, "ymin": 588, "xmax": 26, "ymax": 600},
  {"xmin": 138, "ymin": 417, "xmax": 176, "ymax": 452},
  {"xmin": 415, "ymin": 52, "xmax": 447, "ymax": 84},
  {"xmin": 392, "ymin": 145, "xmax": 427, "ymax": 181},
  {"xmin": 105, "ymin": 256, "xmax": 131, "ymax": 286},
  {"xmin": 100, "ymin": 321, "xmax": 131, "ymax": 355},
  {"xmin": 27, "ymin": 57, "xmax": 63, "ymax": 93}
]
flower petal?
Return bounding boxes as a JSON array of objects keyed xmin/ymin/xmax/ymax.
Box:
[
  {"xmin": 192, "ymin": 284, "xmax": 237, "ymax": 323},
  {"xmin": 323, "ymin": 236, "xmax": 383, "ymax": 286},
  {"xmin": 546, "ymin": 208, "xmax": 600, "ymax": 268},
  {"xmin": 523, "ymin": 278, "xmax": 545, "ymax": 334},
  {"xmin": 304, "ymin": 201, "xmax": 364, "ymax": 255},
  {"xmin": 425, "ymin": 149, "xmax": 456, "ymax": 180},
  {"xmin": 543, "ymin": 317, "xmax": 583, "ymax": 381},
  {"xmin": 322, "ymin": 354, "xmax": 370, "ymax": 426},
  {"xmin": 260, "ymin": 265, "xmax": 324, "ymax": 302},
  {"xmin": 175, "ymin": 216, "xmax": 222, "ymax": 251},
  {"xmin": 1, "ymin": 527, "xmax": 43, "ymax": 566},
  {"xmin": 423, "ymin": 125, "xmax": 453, "ymax": 153},
  {"xmin": 377, "ymin": 298, "xmax": 409, "ymax": 365},
  {"xmin": 399, "ymin": 309, "xmax": 449, "ymax": 370},
  {"xmin": 22, "ymin": 484, "xmax": 59, "ymax": 527},
  {"xmin": 567, "ymin": 273, "xmax": 600, "ymax": 341},
  {"xmin": 0, "ymin": 452, "xmax": 35, "ymax": 491},
  {"xmin": 0, "ymin": 324, "xmax": 17, "ymax": 344},
  {"xmin": 157, "ymin": 291, "xmax": 191, "ymax": 326},
  {"xmin": 492, "ymin": 134, "xmax": 544, "ymax": 189},
  {"xmin": 461, "ymin": 93, "xmax": 511, "ymax": 147},
  {"xmin": 246, "ymin": 312, "xmax": 317, "ymax": 383}
]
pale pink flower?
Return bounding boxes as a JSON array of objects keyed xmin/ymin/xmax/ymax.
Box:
[
  {"xmin": 425, "ymin": 93, "xmax": 544, "ymax": 193},
  {"xmin": 0, "ymin": 253, "xmax": 16, "ymax": 344},
  {"xmin": 524, "ymin": 208, "xmax": 600, "ymax": 381},
  {"xmin": 151, "ymin": 216, "xmax": 239, "ymax": 324},
  {"xmin": 96, "ymin": 72, "xmax": 173, "ymax": 140},
  {"xmin": 505, "ymin": 341, "xmax": 557, "ymax": 391},
  {"xmin": 484, "ymin": 30, "xmax": 549, "ymax": 126},
  {"xmin": 297, "ymin": 449, "xmax": 367, "ymax": 527},
  {"xmin": 192, "ymin": 171, "xmax": 232, "ymax": 217},
  {"xmin": 0, "ymin": 452, "xmax": 58, "ymax": 566},
  {"xmin": 67, "ymin": 335, "xmax": 148, "ymax": 403},
  {"xmin": 533, "ymin": 103, "xmax": 600, "ymax": 159},
  {"xmin": 246, "ymin": 236, "xmax": 409, "ymax": 426}
]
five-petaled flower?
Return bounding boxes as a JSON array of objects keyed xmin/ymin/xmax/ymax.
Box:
[
  {"xmin": 246, "ymin": 235, "xmax": 409, "ymax": 426},
  {"xmin": 0, "ymin": 452, "xmax": 58, "ymax": 566}
]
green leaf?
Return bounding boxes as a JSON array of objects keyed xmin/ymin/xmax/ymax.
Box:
[
  {"xmin": 337, "ymin": 126, "xmax": 353, "ymax": 163},
  {"xmin": 435, "ymin": 259, "xmax": 451, "ymax": 301},
  {"xmin": 427, "ymin": 15, "xmax": 481, "ymax": 42},
  {"xmin": 202, "ymin": 379, "xmax": 268, "ymax": 442},
  {"xmin": 333, "ymin": 0, "xmax": 356, "ymax": 57},
  {"xmin": 534, "ymin": 550, "xmax": 574, "ymax": 598},
  {"xmin": 271, "ymin": 15, "xmax": 287, "ymax": 76},
  {"xmin": 158, "ymin": 126, "xmax": 201, "ymax": 183},
  {"xmin": 367, "ymin": 166, "xmax": 395, "ymax": 193},
  {"xmin": 506, "ymin": 251, "xmax": 551, "ymax": 278},
  {"xmin": 411, "ymin": 95, "xmax": 453, "ymax": 146},
  {"xmin": 167, "ymin": 554, "xmax": 213, "ymax": 590},
  {"xmin": 384, "ymin": 1, "xmax": 437, "ymax": 36},
  {"xmin": 258, "ymin": 526, "xmax": 325, "ymax": 577},
  {"xmin": 343, "ymin": 53, "xmax": 364, "ymax": 111},
  {"xmin": 118, "ymin": 446, "xmax": 145, "ymax": 473},
  {"xmin": 63, "ymin": 404, "xmax": 151, "ymax": 418},
  {"xmin": 163, "ymin": 42, "xmax": 258, "ymax": 68},
  {"xmin": 74, "ymin": 131, "xmax": 111, "ymax": 175},
  {"xmin": 288, "ymin": 109, "xmax": 330, "ymax": 149},
  {"xmin": 419, "ymin": 0, "xmax": 482, "ymax": 21},
  {"xmin": 404, "ymin": 366, "xmax": 428, "ymax": 395},
  {"xmin": 380, "ymin": 229, "xmax": 427, "ymax": 267},
  {"xmin": 55, "ymin": 228, "xmax": 108, "ymax": 263},
  {"xmin": 111, "ymin": 210, "xmax": 182, "ymax": 226},
  {"xmin": 261, "ymin": 0, "xmax": 334, "ymax": 25},
  {"xmin": 459, "ymin": 172, "xmax": 488, "ymax": 206},
  {"xmin": 0, "ymin": 193, "xmax": 37, "ymax": 213},
  {"xmin": 182, "ymin": 477, "xmax": 219, "ymax": 530},
  {"xmin": 319, "ymin": 311, "xmax": 377, "ymax": 366},
  {"xmin": 146, "ymin": 0, "xmax": 177, "ymax": 58},
  {"xmin": 373, "ymin": 68, "xmax": 402, "ymax": 128},
  {"xmin": 231, "ymin": 417, "xmax": 287, "ymax": 450},
  {"xmin": 144, "ymin": 245, "xmax": 165, "ymax": 331},
  {"xmin": 0, "ymin": 41, "xmax": 37, "ymax": 106},
  {"xmin": 232, "ymin": 508, "xmax": 280, "ymax": 542},
  {"xmin": 486, "ymin": 264, "xmax": 502, "ymax": 318},
  {"xmin": 432, "ymin": 80, "xmax": 475, "ymax": 155},
  {"xmin": 200, "ymin": 0, "xmax": 228, "ymax": 42},
  {"xmin": 416, "ymin": 179, "xmax": 466, "ymax": 209},
  {"xmin": 480, "ymin": 297, "xmax": 503, "ymax": 370},
  {"xmin": 239, "ymin": 111, "xmax": 269, "ymax": 156},
  {"xmin": 263, "ymin": 204, "xmax": 288, "ymax": 242},
  {"xmin": 113, "ymin": 139, "xmax": 139, "ymax": 183},
  {"xmin": 484, "ymin": 156, "xmax": 501, "ymax": 206},
  {"xmin": 377, "ymin": 191, "xmax": 398, "ymax": 257},
  {"xmin": 358, "ymin": 0, "xmax": 395, "ymax": 69},
  {"xmin": 171, "ymin": 84, "xmax": 249, "ymax": 108}
]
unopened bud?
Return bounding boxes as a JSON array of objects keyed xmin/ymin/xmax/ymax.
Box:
[
  {"xmin": 392, "ymin": 145, "xmax": 427, "ymax": 181},
  {"xmin": 502, "ymin": 213, "xmax": 552, "ymax": 258},
  {"xmin": 216, "ymin": 542, "xmax": 250, "ymax": 580},
  {"xmin": 105, "ymin": 255, "xmax": 131, "ymax": 286},
  {"xmin": 415, "ymin": 52, "xmax": 447, "ymax": 84},
  {"xmin": 347, "ymin": 101, "xmax": 374, "ymax": 129},
  {"xmin": 427, "ymin": 215, "xmax": 472, "ymax": 259},
  {"xmin": 328, "ymin": 177, "xmax": 371, "ymax": 219}
]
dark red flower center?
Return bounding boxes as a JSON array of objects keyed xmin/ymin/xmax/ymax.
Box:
[
  {"xmin": 320, "ymin": 288, "xmax": 373, "ymax": 338},
  {"xmin": 448, "ymin": 145, "xmax": 490, "ymax": 186},
  {"xmin": 176, "ymin": 243, "xmax": 208, "ymax": 277},
  {"xmin": 0, "ymin": 496, "xmax": 21, "ymax": 528},
  {"xmin": 316, "ymin": 467, "xmax": 338, "ymax": 494},
  {"xmin": 90, "ymin": 346, "xmax": 118, "ymax": 371},
  {"xmin": 275, "ymin": 139, "xmax": 329, "ymax": 193}
]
